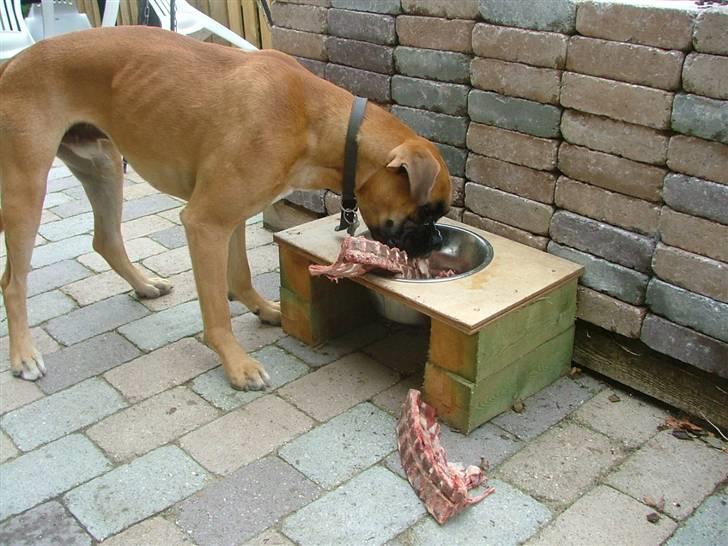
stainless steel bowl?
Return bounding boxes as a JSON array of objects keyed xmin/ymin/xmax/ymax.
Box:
[{"xmin": 368, "ymin": 224, "xmax": 494, "ymax": 325}]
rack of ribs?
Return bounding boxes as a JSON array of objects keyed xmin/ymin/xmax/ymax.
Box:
[
  {"xmin": 397, "ymin": 389, "xmax": 495, "ymax": 524},
  {"xmin": 309, "ymin": 236, "xmax": 455, "ymax": 281}
]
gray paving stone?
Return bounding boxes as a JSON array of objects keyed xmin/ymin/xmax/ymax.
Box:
[
  {"xmin": 492, "ymin": 376, "xmax": 602, "ymax": 440},
  {"xmin": 672, "ymin": 93, "xmax": 728, "ymax": 145},
  {"xmin": 191, "ymin": 345, "xmax": 309, "ymax": 411},
  {"xmin": 118, "ymin": 301, "xmax": 203, "ymax": 351},
  {"xmin": 391, "ymin": 105, "xmax": 469, "ymax": 147},
  {"xmin": 77, "ymin": 237, "xmax": 167, "ymax": 272},
  {"xmin": 497, "ymin": 422, "xmax": 625, "ymax": 507},
  {"xmin": 88, "ymin": 385, "xmax": 218, "ymax": 461},
  {"xmin": 142, "ymin": 246, "xmax": 192, "ymax": 277},
  {"xmin": 327, "ymin": 37, "xmax": 394, "ymax": 74},
  {"xmin": 480, "ymin": 0, "xmax": 578, "ymax": 32},
  {"xmin": 38, "ymin": 212, "xmax": 94, "ymax": 242},
  {"xmin": 394, "ymin": 46, "xmax": 471, "ymax": 84},
  {"xmin": 469, "ymin": 90, "xmax": 562, "ymax": 139},
  {"xmin": 175, "ymin": 456, "xmax": 320, "ymax": 546},
  {"xmin": 0, "ymin": 501, "xmax": 93, "ymax": 546},
  {"xmin": 103, "ymin": 517, "xmax": 193, "ymax": 546},
  {"xmin": 606, "ymin": 430, "xmax": 728, "ymax": 520},
  {"xmin": 363, "ymin": 327, "xmax": 429, "ymax": 375},
  {"xmin": 371, "ymin": 374, "xmax": 423, "ymax": 415},
  {"xmin": 46, "ymin": 171, "xmax": 76, "ymax": 190},
  {"xmin": 65, "ymin": 445, "xmax": 210, "ymax": 541},
  {"xmin": 121, "ymin": 215, "xmax": 175, "ymax": 240},
  {"xmin": 121, "ymin": 194, "xmax": 181, "ymax": 221},
  {"xmin": 278, "ymin": 352, "xmax": 399, "ymax": 421},
  {"xmin": 527, "ymin": 485, "xmax": 677, "ymax": 546},
  {"xmin": 244, "ymin": 529, "xmax": 295, "ymax": 546},
  {"xmin": 572, "ymin": 389, "xmax": 669, "ymax": 448},
  {"xmin": 0, "ymin": 430, "xmax": 18, "ymax": 463},
  {"xmin": 325, "ymin": 64, "xmax": 391, "ymax": 103},
  {"xmin": 0, "ymin": 377, "xmax": 127, "ymax": 450},
  {"xmin": 0, "ymin": 291, "xmax": 77, "ymax": 334},
  {"xmin": 0, "ymin": 370, "xmax": 44, "ymax": 415},
  {"xmin": 104, "ymin": 338, "xmax": 219, "ymax": 402},
  {"xmin": 666, "ymin": 486, "xmax": 728, "ymax": 546},
  {"xmin": 392, "ymin": 75, "xmax": 469, "ymax": 116},
  {"xmin": 331, "ymin": 0, "xmax": 400, "ymax": 14},
  {"xmin": 49, "ymin": 195, "xmax": 93, "ymax": 218},
  {"xmin": 0, "ymin": 434, "xmax": 110, "ymax": 520},
  {"xmin": 44, "ymin": 294, "xmax": 148, "ymax": 345},
  {"xmin": 253, "ymin": 271, "xmax": 281, "ymax": 302},
  {"xmin": 139, "ymin": 270, "xmax": 197, "ymax": 312},
  {"xmin": 436, "ymin": 142, "xmax": 467, "ymax": 176},
  {"xmin": 276, "ymin": 322, "xmax": 388, "ymax": 367},
  {"xmin": 663, "ymin": 173, "xmax": 728, "ymax": 225},
  {"xmin": 282, "ymin": 466, "xmax": 425, "ymax": 546},
  {"xmin": 149, "ymin": 224, "xmax": 188, "ymax": 249},
  {"xmin": 38, "ymin": 332, "xmax": 141, "ymax": 394},
  {"xmin": 27, "ymin": 260, "xmax": 91, "ymax": 297},
  {"xmin": 43, "ymin": 191, "xmax": 72, "ymax": 208},
  {"xmin": 247, "ymin": 243, "xmax": 281, "ymax": 276},
  {"xmin": 280, "ymin": 402, "xmax": 396, "ymax": 488},
  {"xmin": 180, "ymin": 395, "xmax": 314, "ymax": 475},
  {"xmin": 0, "ymin": 328, "xmax": 59, "ymax": 374},
  {"xmin": 61, "ymin": 268, "xmax": 144, "ymax": 306},
  {"xmin": 328, "ymin": 8, "xmax": 396, "ymax": 45},
  {"xmin": 440, "ymin": 421, "xmax": 524, "ymax": 470},
  {"xmin": 391, "ymin": 479, "xmax": 551, "ymax": 546}
]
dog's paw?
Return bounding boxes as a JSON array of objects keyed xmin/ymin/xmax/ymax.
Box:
[
  {"xmin": 257, "ymin": 301, "xmax": 281, "ymax": 326},
  {"xmin": 11, "ymin": 348, "xmax": 47, "ymax": 381},
  {"xmin": 227, "ymin": 357, "xmax": 271, "ymax": 391},
  {"xmin": 134, "ymin": 277, "xmax": 173, "ymax": 299}
]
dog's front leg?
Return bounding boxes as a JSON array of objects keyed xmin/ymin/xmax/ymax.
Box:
[
  {"xmin": 227, "ymin": 223, "xmax": 281, "ymax": 325},
  {"xmin": 181, "ymin": 206, "xmax": 270, "ymax": 391}
]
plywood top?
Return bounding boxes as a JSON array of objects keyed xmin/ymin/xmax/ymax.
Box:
[{"xmin": 274, "ymin": 215, "xmax": 583, "ymax": 335}]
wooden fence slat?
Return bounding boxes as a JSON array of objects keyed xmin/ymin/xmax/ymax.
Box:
[
  {"xmin": 226, "ymin": 0, "xmax": 243, "ymax": 35},
  {"xmin": 242, "ymin": 0, "xmax": 261, "ymax": 49},
  {"xmin": 257, "ymin": 1, "xmax": 270, "ymax": 49}
]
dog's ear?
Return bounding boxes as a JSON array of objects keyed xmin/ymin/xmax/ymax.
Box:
[{"xmin": 386, "ymin": 141, "xmax": 441, "ymax": 206}]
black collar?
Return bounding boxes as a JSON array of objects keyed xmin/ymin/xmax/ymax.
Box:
[{"xmin": 336, "ymin": 96, "xmax": 368, "ymax": 235}]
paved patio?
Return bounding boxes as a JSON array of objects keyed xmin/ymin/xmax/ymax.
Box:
[{"xmin": 0, "ymin": 162, "xmax": 726, "ymax": 546}]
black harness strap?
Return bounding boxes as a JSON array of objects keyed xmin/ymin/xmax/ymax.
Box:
[{"xmin": 336, "ymin": 96, "xmax": 368, "ymax": 235}]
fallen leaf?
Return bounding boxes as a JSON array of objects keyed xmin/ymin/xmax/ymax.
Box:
[
  {"xmin": 608, "ymin": 393, "xmax": 621, "ymax": 403},
  {"xmin": 513, "ymin": 400, "xmax": 525, "ymax": 413},
  {"xmin": 672, "ymin": 430, "xmax": 692, "ymax": 440},
  {"xmin": 646, "ymin": 512, "xmax": 660, "ymax": 524},
  {"xmin": 665, "ymin": 416, "xmax": 703, "ymax": 433},
  {"xmin": 643, "ymin": 496, "xmax": 665, "ymax": 511},
  {"xmin": 569, "ymin": 366, "xmax": 582, "ymax": 378}
]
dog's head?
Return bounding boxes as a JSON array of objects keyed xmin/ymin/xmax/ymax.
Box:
[{"xmin": 357, "ymin": 138, "xmax": 451, "ymax": 257}]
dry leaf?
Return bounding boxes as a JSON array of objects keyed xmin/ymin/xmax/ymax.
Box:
[
  {"xmin": 643, "ymin": 496, "xmax": 665, "ymax": 511},
  {"xmin": 665, "ymin": 416, "xmax": 703, "ymax": 433}
]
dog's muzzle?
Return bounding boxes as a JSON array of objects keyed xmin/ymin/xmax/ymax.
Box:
[{"xmin": 372, "ymin": 219, "xmax": 444, "ymax": 257}]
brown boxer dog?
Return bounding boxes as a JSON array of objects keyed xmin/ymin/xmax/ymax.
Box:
[{"xmin": 0, "ymin": 26, "xmax": 451, "ymax": 390}]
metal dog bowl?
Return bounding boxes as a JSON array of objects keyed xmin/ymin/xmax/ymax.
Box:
[{"xmin": 369, "ymin": 224, "xmax": 494, "ymax": 325}]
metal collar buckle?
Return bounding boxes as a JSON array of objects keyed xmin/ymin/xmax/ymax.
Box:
[{"xmin": 335, "ymin": 206, "xmax": 360, "ymax": 235}]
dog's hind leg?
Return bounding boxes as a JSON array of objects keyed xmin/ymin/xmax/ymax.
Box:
[
  {"xmin": 227, "ymin": 222, "xmax": 281, "ymax": 325},
  {"xmin": 57, "ymin": 135, "xmax": 172, "ymax": 299},
  {"xmin": 1, "ymin": 164, "xmax": 49, "ymax": 380}
]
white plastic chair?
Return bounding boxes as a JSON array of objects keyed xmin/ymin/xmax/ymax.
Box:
[
  {"xmin": 26, "ymin": 0, "xmax": 119, "ymax": 41},
  {"xmin": 147, "ymin": 0, "xmax": 257, "ymax": 51},
  {"xmin": 0, "ymin": 0, "xmax": 35, "ymax": 60}
]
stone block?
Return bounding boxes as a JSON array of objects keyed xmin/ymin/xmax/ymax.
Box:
[
  {"xmin": 435, "ymin": 142, "xmax": 467, "ymax": 176},
  {"xmin": 324, "ymin": 64, "xmax": 390, "ymax": 102},
  {"xmin": 121, "ymin": 194, "xmax": 180, "ymax": 222},
  {"xmin": 394, "ymin": 46, "xmax": 471, "ymax": 83},
  {"xmin": 471, "ymin": 57, "xmax": 561, "ymax": 104},
  {"xmin": 694, "ymin": 8, "xmax": 728, "ymax": 55},
  {"xmin": 327, "ymin": 8, "xmax": 395, "ymax": 44},
  {"xmin": 80, "ymin": 237, "xmax": 167, "ymax": 273},
  {"xmin": 665, "ymin": 161, "xmax": 728, "ymax": 216},
  {"xmin": 121, "ymin": 214, "xmax": 175, "ymax": 238},
  {"xmin": 330, "ymin": 0, "xmax": 400, "ymax": 14},
  {"xmin": 62, "ymin": 268, "xmax": 139, "ymax": 306},
  {"xmin": 641, "ymin": 314, "xmax": 728, "ymax": 378},
  {"xmin": 65, "ymin": 446, "xmax": 209, "ymax": 541},
  {"xmin": 606, "ymin": 430, "xmax": 728, "ymax": 520},
  {"xmin": 102, "ymin": 517, "xmax": 192, "ymax": 546},
  {"xmin": 148, "ymin": 224, "xmax": 187, "ymax": 249},
  {"xmin": 561, "ymin": 72, "xmax": 673, "ymax": 130},
  {"xmin": 0, "ymin": 501, "xmax": 92, "ymax": 546},
  {"xmin": 529, "ymin": 486, "xmax": 677, "ymax": 546},
  {"xmin": 179, "ymin": 395, "xmax": 313, "ymax": 475},
  {"xmin": 646, "ymin": 279, "xmax": 728, "ymax": 343},
  {"xmin": 554, "ymin": 176, "xmax": 661, "ymax": 235},
  {"xmin": 683, "ymin": 52, "xmax": 728, "ymax": 100},
  {"xmin": 469, "ymin": 90, "xmax": 562, "ymax": 138},
  {"xmin": 295, "ymin": 56, "xmax": 326, "ymax": 77},
  {"xmin": 175, "ymin": 456, "xmax": 320, "ymax": 546},
  {"xmin": 467, "ymin": 122, "xmax": 559, "ymax": 171},
  {"xmin": 0, "ymin": 435, "xmax": 110, "ymax": 521},
  {"xmin": 391, "ymin": 75, "xmax": 468, "ymax": 116},
  {"xmin": 271, "ymin": 2, "xmax": 327, "ymax": 33},
  {"xmin": 652, "ymin": 243, "xmax": 728, "ymax": 304},
  {"xmin": 472, "ymin": 23, "xmax": 567, "ymax": 69},
  {"xmin": 38, "ymin": 332, "xmax": 140, "ymax": 394},
  {"xmin": 558, "ymin": 143, "xmax": 666, "ymax": 202},
  {"xmin": 548, "ymin": 242, "xmax": 649, "ymax": 305},
  {"xmin": 27, "ymin": 259, "xmax": 90, "ymax": 297},
  {"xmin": 13, "ymin": 290, "xmax": 77, "ymax": 330},
  {"xmin": 462, "ymin": 211, "xmax": 549, "ymax": 250},
  {"xmin": 560, "ymin": 109, "xmax": 668, "ymax": 166},
  {"xmin": 362, "ymin": 327, "xmax": 429, "ymax": 375},
  {"xmin": 466, "ymin": 154, "xmax": 556, "ymax": 203},
  {"xmin": 142, "ymin": 246, "xmax": 191, "ymax": 277},
  {"xmin": 450, "ymin": 176, "xmax": 464, "ymax": 206},
  {"xmin": 396, "ymin": 15, "xmax": 474, "ymax": 53},
  {"xmin": 272, "ymin": 27, "xmax": 327, "ymax": 60},
  {"xmin": 278, "ymin": 0, "xmax": 330, "ymax": 6},
  {"xmin": 0, "ymin": 430, "xmax": 18, "ymax": 463},
  {"xmin": 498, "ymin": 422, "xmax": 624, "ymax": 506},
  {"xmin": 576, "ymin": 286, "xmax": 646, "ymax": 338},
  {"xmin": 550, "ymin": 210, "xmax": 655, "ymax": 273},
  {"xmin": 667, "ymin": 135, "xmax": 728, "ymax": 185},
  {"xmin": 480, "ymin": 0, "xmax": 579, "ymax": 32},
  {"xmin": 666, "ymin": 488, "xmax": 728, "ymax": 546},
  {"xmin": 464, "ymin": 183, "xmax": 553, "ymax": 235},
  {"xmin": 38, "ymin": 212, "xmax": 93, "ymax": 242},
  {"xmin": 30, "ymin": 235, "xmax": 92, "ymax": 268},
  {"xmin": 326, "ymin": 37, "xmax": 393, "ymax": 73},
  {"xmin": 391, "ymin": 105, "xmax": 468, "ymax": 146},
  {"xmin": 282, "ymin": 467, "xmax": 425, "ymax": 545},
  {"xmin": 659, "ymin": 207, "xmax": 728, "ymax": 262},
  {"xmin": 576, "ymin": 0, "xmax": 696, "ymax": 50},
  {"xmin": 0, "ymin": 372, "xmax": 43, "ymax": 415},
  {"xmin": 284, "ymin": 189, "xmax": 326, "ymax": 214},
  {"xmin": 0, "ymin": 328, "xmax": 58, "ymax": 375},
  {"xmin": 566, "ymin": 35, "xmax": 684, "ymax": 90},
  {"xmin": 672, "ymin": 94, "xmax": 728, "ymax": 145},
  {"xmin": 402, "ymin": 0, "xmax": 478, "ymax": 19}
]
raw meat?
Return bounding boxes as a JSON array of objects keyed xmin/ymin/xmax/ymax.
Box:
[
  {"xmin": 397, "ymin": 389, "xmax": 495, "ymax": 524},
  {"xmin": 308, "ymin": 236, "xmax": 455, "ymax": 281}
]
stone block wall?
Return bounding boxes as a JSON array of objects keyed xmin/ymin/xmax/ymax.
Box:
[{"xmin": 270, "ymin": 0, "xmax": 728, "ymax": 379}]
